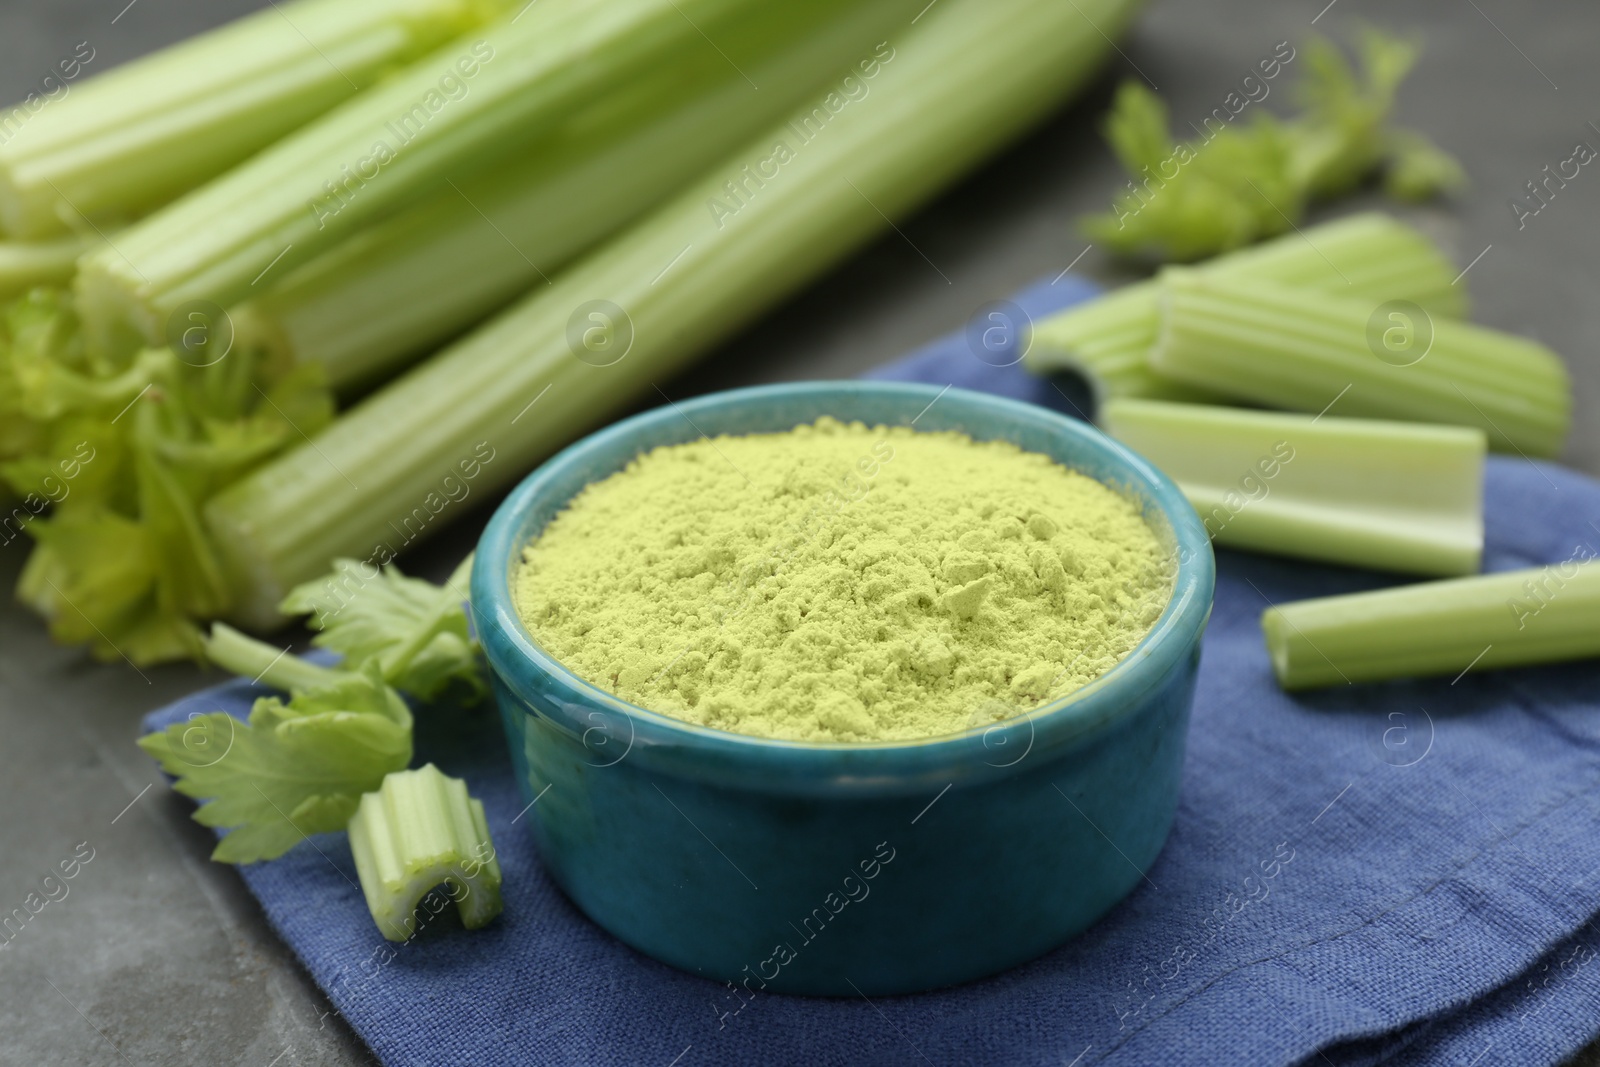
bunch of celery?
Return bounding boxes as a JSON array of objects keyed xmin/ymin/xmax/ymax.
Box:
[
  {"xmin": 203, "ymin": 0, "xmax": 1149, "ymax": 628},
  {"xmin": 1081, "ymin": 28, "xmax": 1465, "ymax": 262},
  {"xmin": 75, "ymin": 0, "xmax": 846, "ymax": 351},
  {"xmin": 0, "ymin": 0, "xmax": 500, "ymax": 238},
  {"xmin": 10, "ymin": 0, "xmax": 942, "ymax": 659}
]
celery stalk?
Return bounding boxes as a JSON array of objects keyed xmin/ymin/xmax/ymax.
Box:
[
  {"xmin": 0, "ymin": 0, "xmax": 493, "ymax": 239},
  {"xmin": 1099, "ymin": 399, "xmax": 1485, "ymax": 576},
  {"xmin": 347, "ymin": 764, "xmax": 502, "ymax": 941},
  {"xmin": 0, "ymin": 235, "xmax": 92, "ymax": 298},
  {"xmin": 205, "ymin": 0, "xmax": 1147, "ymax": 627},
  {"xmin": 75, "ymin": 0, "xmax": 795, "ymax": 350},
  {"xmin": 1263, "ymin": 560, "xmax": 1600, "ymax": 689},
  {"xmin": 233, "ymin": 0, "xmax": 919, "ymax": 389},
  {"xmin": 1149, "ymin": 272, "xmax": 1572, "ymax": 457},
  {"xmin": 1025, "ymin": 212, "xmax": 1466, "ymax": 402}
]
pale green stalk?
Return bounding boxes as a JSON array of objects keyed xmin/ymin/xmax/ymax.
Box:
[
  {"xmin": 1024, "ymin": 212, "xmax": 1466, "ymax": 402},
  {"xmin": 1263, "ymin": 560, "xmax": 1600, "ymax": 689},
  {"xmin": 233, "ymin": 0, "xmax": 919, "ymax": 388},
  {"xmin": 1149, "ymin": 272, "xmax": 1572, "ymax": 456},
  {"xmin": 75, "ymin": 0, "xmax": 783, "ymax": 350},
  {"xmin": 206, "ymin": 0, "xmax": 1147, "ymax": 627},
  {"xmin": 0, "ymin": 0, "xmax": 494, "ymax": 238},
  {"xmin": 203, "ymin": 621, "xmax": 349, "ymax": 693},
  {"xmin": 348, "ymin": 764, "xmax": 502, "ymax": 941},
  {"xmin": 0, "ymin": 235, "xmax": 91, "ymax": 297},
  {"xmin": 1100, "ymin": 398, "xmax": 1485, "ymax": 576}
]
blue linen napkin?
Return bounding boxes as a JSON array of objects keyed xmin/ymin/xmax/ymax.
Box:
[{"xmin": 143, "ymin": 276, "xmax": 1600, "ymax": 1067}]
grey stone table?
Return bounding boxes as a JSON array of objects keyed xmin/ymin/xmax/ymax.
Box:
[{"xmin": 1, "ymin": 0, "xmax": 1595, "ymax": 1063}]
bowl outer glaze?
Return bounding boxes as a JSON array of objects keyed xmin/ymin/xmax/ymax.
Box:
[{"xmin": 473, "ymin": 382, "xmax": 1214, "ymax": 995}]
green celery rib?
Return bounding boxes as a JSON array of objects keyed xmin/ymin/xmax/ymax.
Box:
[
  {"xmin": 1149, "ymin": 272, "xmax": 1571, "ymax": 457},
  {"xmin": 75, "ymin": 0, "xmax": 788, "ymax": 350},
  {"xmin": 1099, "ymin": 399, "xmax": 1485, "ymax": 576},
  {"xmin": 348, "ymin": 764, "xmax": 503, "ymax": 941},
  {"xmin": 0, "ymin": 235, "xmax": 90, "ymax": 298},
  {"xmin": 1263, "ymin": 560, "xmax": 1600, "ymax": 689},
  {"xmin": 233, "ymin": 0, "xmax": 919, "ymax": 390},
  {"xmin": 0, "ymin": 0, "xmax": 492, "ymax": 239},
  {"xmin": 205, "ymin": 0, "xmax": 1147, "ymax": 627},
  {"xmin": 1025, "ymin": 213, "xmax": 1466, "ymax": 402}
]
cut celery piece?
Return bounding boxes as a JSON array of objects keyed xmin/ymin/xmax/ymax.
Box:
[
  {"xmin": 1100, "ymin": 399, "xmax": 1485, "ymax": 576},
  {"xmin": 204, "ymin": 0, "xmax": 1148, "ymax": 626},
  {"xmin": 0, "ymin": 235, "xmax": 91, "ymax": 297},
  {"xmin": 232, "ymin": 0, "xmax": 918, "ymax": 389},
  {"xmin": 1263, "ymin": 560, "xmax": 1600, "ymax": 689},
  {"xmin": 348, "ymin": 764, "xmax": 502, "ymax": 942},
  {"xmin": 1024, "ymin": 212, "xmax": 1467, "ymax": 402},
  {"xmin": 0, "ymin": 0, "xmax": 492, "ymax": 238},
  {"xmin": 1149, "ymin": 271, "xmax": 1571, "ymax": 457},
  {"xmin": 76, "ymin": 0, "xmax": 793, "ymax": 349}
]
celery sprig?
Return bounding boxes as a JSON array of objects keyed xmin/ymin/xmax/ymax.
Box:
[
  {"xmin": 0, "ymin": 0, "xmax": 498, "ymax": 237},
  {"xmin": 1100, "ymin": 399, "xmax": 1486, "ymax": 577},
  {"xmin": 1263, "ymin": 561, "xmax": 1600, "ymax": 689},
  {"xmin": 138, "ymin": 662, "xmax": 413, "ymax": 863},
  {"xmin": 1149, "ymin": 272, "xmax": 1572, "ymax": 457},
  {"xmin": 202, "ymin": 0, "xmax": 1148, "ymax": 625},
  {"xmin": 1025, "ymin": 212, "xmax": 1466, "ymax": 403},
  {"xmin": 348, "ymin": 764, "xmax": 502, "ymax": 941},
  {"xmin": 1084, "ymin": 28, "xmax": 1465, "ymax": 262},
  {"xmin": 278, "ymin": 555, "xmax": 484, "ymax": 702}
]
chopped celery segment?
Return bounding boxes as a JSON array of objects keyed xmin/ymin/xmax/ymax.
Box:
[
  {"xmin": 233, "ymin": 0, "xmax": 919, "ymax": 388},
  {"xmin": 1263, "ymin": 560, "xmax": 1600, "ymax": 689},
  {"xmin": 0, "ymin": 235, "xmax": 92, "ymax": 297},
  {"xmin": 348, "ymin": 764, "xmax": 502, "ymax": 942},
  {"xmin": 1100, "ymin": 398, "xmax": 1485, "ymax": 576},
  {"xmin": 0, "ymin": 0, "xmax": 493, "ymax": 238},
  {"xmin": 76, "ymin": 0, "xmax": 792, "ymax": 348},
  {"xmin": 1025, "ymin": 212, "xmax": 1466, "ymax": 402},
  {"xmin": 1149, "ymin": 272, "xmax": 1571, "ymax": 457},
  {"xmin": 204, "ymin": 0, "xmax": 1146, "ymax": 626}
]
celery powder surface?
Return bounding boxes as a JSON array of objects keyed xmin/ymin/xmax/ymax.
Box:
[{"xmin": 514, "ymin": 418, "xmax": 1173, "ymax": 743}]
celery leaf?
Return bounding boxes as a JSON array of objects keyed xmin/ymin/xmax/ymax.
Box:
[
  {"xmin": 138, "ymin": 665, "xmax": 412, "ymax": 863},
  {"xmin": 279, "ymin": 555, "xmax": 484, "ymax": 703}
]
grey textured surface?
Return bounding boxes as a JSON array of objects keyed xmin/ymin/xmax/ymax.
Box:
[{"xmin": 0, "ymin": 0, "xmax": 1595, "ymax": 1063}]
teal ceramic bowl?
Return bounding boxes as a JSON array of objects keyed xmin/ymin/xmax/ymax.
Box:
[{"xmin": 473, "ymin": 382, "xmax": 1213, "ymax": 996}]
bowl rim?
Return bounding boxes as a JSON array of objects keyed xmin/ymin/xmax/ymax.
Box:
[{"xmin": 472, "ymin": 381, "xmax": 1214, "ymax": 783}]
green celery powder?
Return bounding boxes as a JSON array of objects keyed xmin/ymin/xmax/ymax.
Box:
[{"xmin": 514, "ymin": 418, "xmax": 1174, "ymax": 743}]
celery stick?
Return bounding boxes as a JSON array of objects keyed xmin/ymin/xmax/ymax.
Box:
[
  {"xmin": 1025, "ymin": 212, "xmax": 1466, "ymax": 402},
  {"xmin": 1150, "ymin": 272, "xmax": 1571, "ymax": 456},
  {"xmin": 0, "ymin": 235, "xmax": 91, "ymax": 298},
  {"xmin": 1263, "ymin": 560, "xmax": 1600, "ymax": 689},
  {"xmin": 75, "ymin": 0, "xmax": 795, "ymax": 350},
  {"xmin": 206, "ymin": 0, "xmax": 1147, "ymax": 627},
  {"xmin": 1100, "ymin": 399, "xmax": 1485, "ymax": 576},
  {"xmin": 348, "ymin": 764, "xmax": 502, "ymax": 941},
  {"xmin": 0, "ymin": 0, "xmax": 492, "ymax": 239},
  {"xmin": 203, "ymin": 621, "xmax": 350, "ymax": 694},
  {"xmin": 234, "ymin": 0, "xmax": 917, "ymax": 389}
]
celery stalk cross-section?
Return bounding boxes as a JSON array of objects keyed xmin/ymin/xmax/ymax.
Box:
[{"xmin": 348, "ymin": 763, "xmax": 503, "ymax": 942}]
